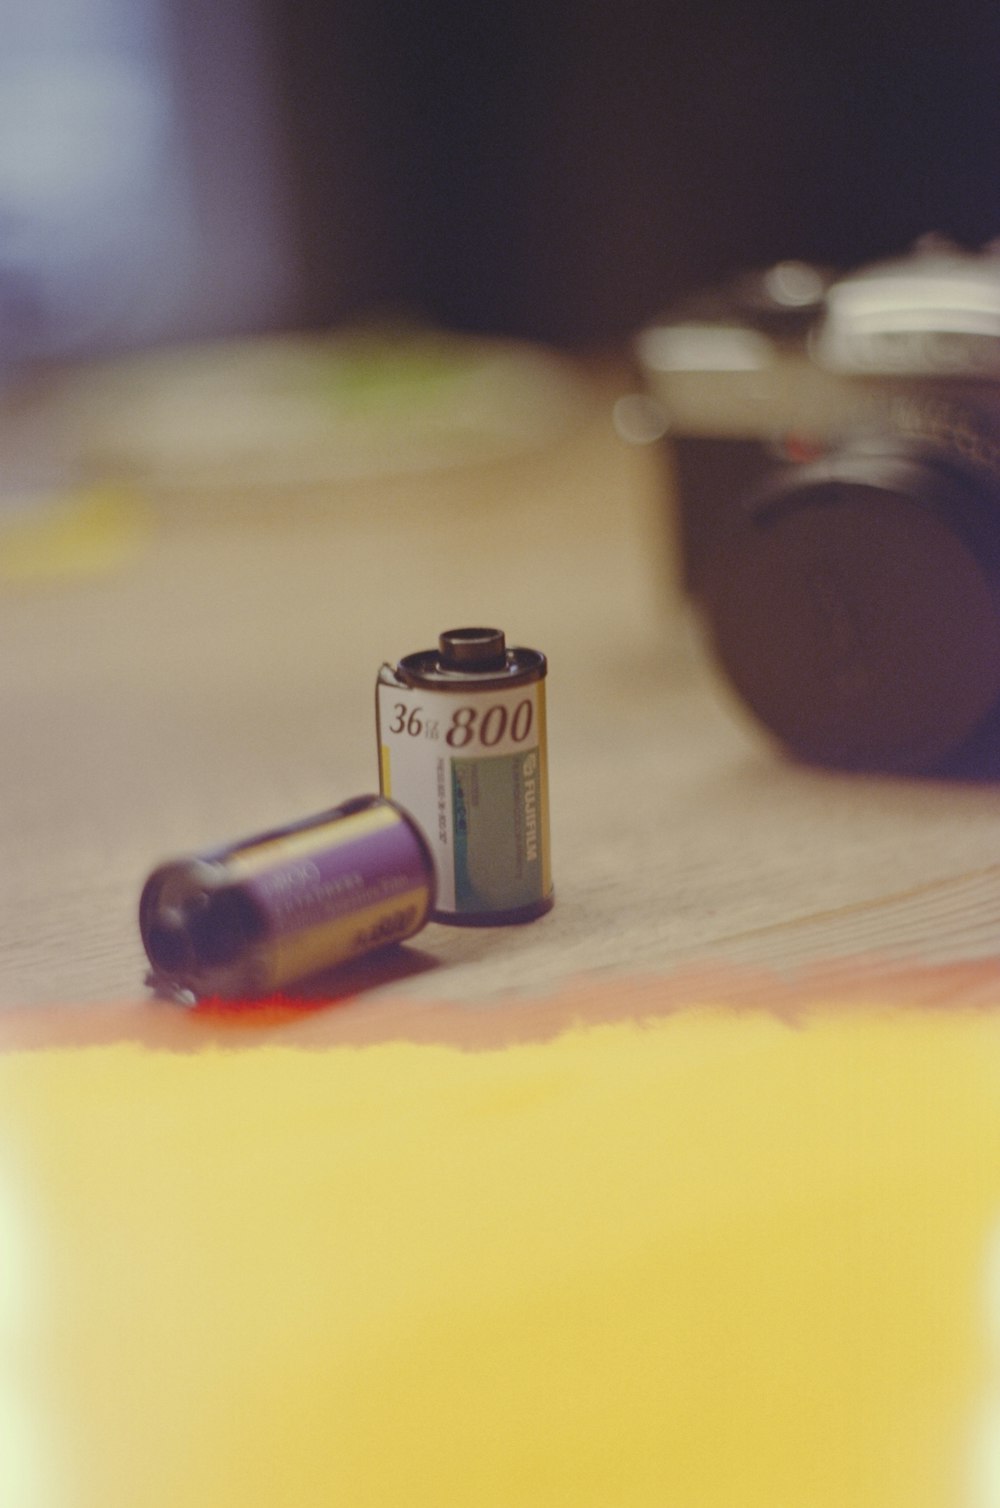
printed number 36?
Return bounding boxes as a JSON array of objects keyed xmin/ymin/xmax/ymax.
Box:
[{"xmin": 389, "ymin": 704, "xmax": 424, "ymax": 736}]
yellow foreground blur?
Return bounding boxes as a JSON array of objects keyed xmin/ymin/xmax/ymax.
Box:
[{"xmin": 2, "ymin": 1005, "xmax": 1000, "ymax": 1507}]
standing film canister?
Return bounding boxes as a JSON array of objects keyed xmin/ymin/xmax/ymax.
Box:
[
  {"xmin": 376, "ymin": 627, "xmax": 553, "ymax": 924},
  {"xmin": 139, "ymin": 795, "xmax": 436, "ymax": 1000}
]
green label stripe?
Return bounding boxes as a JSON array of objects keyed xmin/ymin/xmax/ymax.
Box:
[{"xmin": 451, "ymin": 748, "xmax": 545, "ymax": 912}]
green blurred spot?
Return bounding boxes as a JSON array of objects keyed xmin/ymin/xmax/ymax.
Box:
[{"xmin": 317, "ymin": 332, "xmax": 473, "ymax": 414}]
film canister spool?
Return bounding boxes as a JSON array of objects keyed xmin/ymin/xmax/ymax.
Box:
[
  {"xmin": 139, "ymin": 795, "xmax": 436, "ymax": 1001},
  {"xmin": 376, "ymin": 627, "xmax": 553, "ymax": 924}
]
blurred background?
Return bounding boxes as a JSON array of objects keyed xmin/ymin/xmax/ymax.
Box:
[{"xmin": 5, "ymin": 0, "xmax": 1000, "ymax": 363}]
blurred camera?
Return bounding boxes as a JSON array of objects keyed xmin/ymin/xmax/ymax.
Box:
[{"xmin": 637, "ymin": 238, "xmax": 1000, "ymax": 776}]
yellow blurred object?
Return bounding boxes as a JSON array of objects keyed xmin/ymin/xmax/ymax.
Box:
[
  {"xmin": 0, "ymin": 484, "xmax": 149, "ymax": 584},
  {"xmin": 2, "ymin": 1005, "xmax": 1000, "ymax": 1507}
]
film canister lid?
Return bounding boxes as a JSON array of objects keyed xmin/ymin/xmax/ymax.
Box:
[
  {"xmin": 394, "ymin": 626, "xmax": 546, "ymax": 687},
  {"xmin": 437, "ymin": 627, "xmax": 508, "ymax": 671}
]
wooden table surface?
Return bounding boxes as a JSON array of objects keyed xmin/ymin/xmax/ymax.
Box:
[{"xmin": 3, "ymin": 335, "xmax": 1000, "ymax": 1016}]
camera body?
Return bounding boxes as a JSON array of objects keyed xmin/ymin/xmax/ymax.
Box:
[{"xmin": 639, "ymin": 240, "xmax": 1000, "ymax": 776}]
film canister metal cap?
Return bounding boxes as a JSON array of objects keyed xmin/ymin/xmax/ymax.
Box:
[
  {"xmin": 437, "ymin": 627, "xmax": 508, "ymax": 672},
  {"xmin": 391, "ymin": 626, "xmax": 546, "ymax": 688}
]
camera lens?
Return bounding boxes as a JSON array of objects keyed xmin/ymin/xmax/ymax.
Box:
[{"xmin": 702, "ymin": 443, "xmax": 1000, "ymax": 774}]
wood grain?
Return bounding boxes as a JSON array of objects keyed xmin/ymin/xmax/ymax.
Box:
[{"xmin": 3, "ymin": 346, "xmax": 1000, "ymax": 1011}]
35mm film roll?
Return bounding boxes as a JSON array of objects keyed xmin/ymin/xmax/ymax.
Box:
[
  {"xmin": 140, "ymin": 796, "xmax": 435, "ymax": 1000},
  {"xmin": 377, "ymin": 627, "xmax": 553, "ymax": 925}
]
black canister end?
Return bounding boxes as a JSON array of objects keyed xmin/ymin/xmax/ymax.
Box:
[{"xmin": 438, "ymin": 627, "xmax": 507, "ymax": 672}]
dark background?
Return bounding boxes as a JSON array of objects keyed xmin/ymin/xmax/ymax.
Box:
[{"xmin": 259, "ymin": 0, "xmax": 1000, "ymax": 346}]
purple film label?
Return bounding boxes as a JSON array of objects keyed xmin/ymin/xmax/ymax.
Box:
[{"xmin": 240, "ymin": 813, "xmax": 430, "ymax": 938}]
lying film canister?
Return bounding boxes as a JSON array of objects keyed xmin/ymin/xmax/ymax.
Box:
[
  {"xmin": 376, "ymin": 627, "xmax": 553, "ymax": 924},
  {"xmin": 139, "ymin": 796, "xmax": 436, "ymax": 1001}
]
